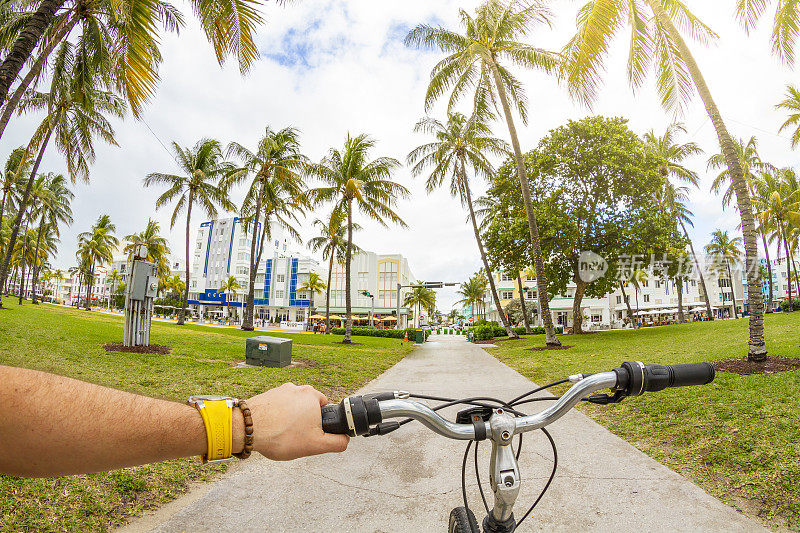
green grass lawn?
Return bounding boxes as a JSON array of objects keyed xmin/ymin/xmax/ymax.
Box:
[
  {"xmin": 486, "ymin": 313, "xmax": 800, "ymax": 531},
  {"xmin": 0, "ymin": 300, "xmax": 414, "ymax": 531}
]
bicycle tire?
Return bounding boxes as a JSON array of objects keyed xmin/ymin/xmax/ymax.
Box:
[{"xmin": 448, "ymin": 506, "xmax": 480, "ymax": 533}]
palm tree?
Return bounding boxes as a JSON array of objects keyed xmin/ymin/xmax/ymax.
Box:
[
  {"xmin": 705, "ymin": 230, "xmax": 744, "ymax": 318},
  {"xmin": 124, "ymin": 218, "xmax": 171, "ymax": 278},
  {"xmin": 408, "ymin": 111, "xmax": 517, "ymax": 339},
  {"xmin": 0, "ymin": 148, "xmax": 32, "ymax": 268},
  {"xmin": 753, "ymin": 169, "xmax": 800, "ymax": 308},
  {"xmin": 562, "ymin": 0, "xmax": 767, "ymax": 361},
  {"xmin": 644, "ymin": 126, "xmax": 715, "ymax": 320},
  {"xmin": 164, "ymin": 274, "xmax": 185, "ymax": 299},
  {"xmin": 403, "ymin": 283, "xmax": 435, "ymax": 328},
  {"xmin": 76, "ymin": 215, "xmax": 118, "ymax": 310},
  {"xmin": 106, "ymin": 269, "xmax": 123, "ymax": 309},
  {"xmin": 455, "ymin": 276, "xmax": 484, "ymax": 323},
  {"xmin": 30, "ymin": 172, "xmax": 72, "ymax": 304},
  {"xmin": 0, "ymin": 42, "xmax": 125, "ymax": 310},
  {"xmin": 51, "ymin": 267, "xmax": 63, "ymax": 303},
  {"xmin": 776, "ymin": 85, "xmax": 800, "ymax": 147},
  {"xmin": 216, "ymin": 275, "xmax": 242, "ymax": 320},
  {"xmin": 308, "ymin": 134, "xmax": 408, "ymax": 344},
  {"xmin": 737, "ymin": 2, "xmax": 800, "ymax": 66},
  {"xmin": 0, "ymin": 0, "xmax": 268, "ymax": 129},
  {"xmin": 629, "ymin": 269, "xmax": 649, "ymax": 328},
  {"xmin": 406, "ymin": 1, "xmax": 562, "ymax": 346},
  {"xmin": 307, "ymin": 210, "xmax": 361, "ymax": 334},
  {"xmin": 143, "ymin": 138, "xmax": 235, "ymax": 325},
  {"xmin": 225, "ymin": 127, "xmax": 308, "ymax": 331},
  {"xmin": 298, "ymin": 272, "xmax": 326, "ymax": 310}
]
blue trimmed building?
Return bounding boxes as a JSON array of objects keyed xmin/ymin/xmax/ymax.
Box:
[{"xmin": 187, "ymin": 217, "xmax": 320, "ymax": 323}]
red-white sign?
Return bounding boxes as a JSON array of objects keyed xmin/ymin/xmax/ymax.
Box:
[{"xmin": 468, "ymin": 316, "xmax": 474, "ymax": 323}]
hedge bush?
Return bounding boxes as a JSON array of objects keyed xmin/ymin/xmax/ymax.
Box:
[
  {"xmin": 474, "ymin": 324, "xmax": 565, "ymax": 340},
  {"xmin": 329, "ymin": 327, "xmax": 430, "ymax": 340},
  {"xmin": 779, "ymin": 298, "xmax": 800, "ymax": 312}
]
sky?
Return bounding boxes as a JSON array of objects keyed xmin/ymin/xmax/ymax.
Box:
[{"xmin": 2, "ymin": 0, "xmax": 799, "ymax": 310}]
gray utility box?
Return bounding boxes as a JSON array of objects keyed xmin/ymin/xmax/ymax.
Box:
[{"xmin": 246, "ymin": 336, "xmax": 292, "ymax": 368}]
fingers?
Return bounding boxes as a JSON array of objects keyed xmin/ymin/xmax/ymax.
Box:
[{"xmin": 314, "ymin": 434, "xmax": 349, "ymax": 455}]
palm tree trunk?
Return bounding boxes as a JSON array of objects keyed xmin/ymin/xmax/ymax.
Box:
[
  {"xmin": 488, "ymin": 60, "xmax": 559, "ymax": 346},
  {"xmin": 178, "ymin": 194, "xmax": 193, "ymax": 325},
  {"xmin": 30, "ymin": 216, "xmax": 45, "ymax": 304},
  {"xmin": 0, "ymin": 126, "xmax": 53, "ymax": 307},
  {"xmin": 679, "ymin": 219, "xmax": 714, "ymax": 321},
  {"xmin": 726, "ymin": 262, "xmax": 739, "ymax": 319},
  {"xmin": 792, "ymin": 257, "xmax": 800, "ymax": 300},
  {"xmin": 462, "ymin": 170, "xmax": 517, "ymax": 339},
  {"xmin": 343, "ymin": 197, "xmax": 354, "ymax": 344},
  {"xmin": 0, "ymin": 188, "xmax": 7, "ymax": 308},
  {"xmin": 18, "ymin": 263, "xmax": 25, "ymax": 305},
  {"xmin": 85, "ymin": 263, "xmax": 95, "ymax": 310},
  {"xmin": 676, "ymin": 278, "xmax": 685, "ymax": 323},
  {"xmin": 782, "ymin": 225, "xmax": 794, "ymax": 310},
  {"xmin": 242, "ymin": 181, "xmax": 265, "ymax": 331},
  {"xmin": 761, "ymin": 231, "xmax": 774, "ymax": 311},
  {"xmin": 0, "ymin": 14, "xmax": 77, "ymax": 142},
  {"xmin": 647, "ymin": 0, "xmax": 765, "ymax": 360},
  {"xmin": 325, "ymin": 254, "xmax": 334, "ymax": 334},
  {"xmin": 619, "ymin": 282, "xmax": 634, "ymax": 324},
  {"xmin": 516, "ymin": 272, "xmax": 532, "ymax": 334},
  {"xmin": 571, "ymin": 277, "xmax": 587, "ymax": 334},
  {"xmin": 0, "ymin": 0, "xmax": 66, "ymax": 106}
]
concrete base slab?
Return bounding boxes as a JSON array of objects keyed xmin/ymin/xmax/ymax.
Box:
[{"xmin": 120, "ymin": 336, "xmax": 765, "ymax": 533}]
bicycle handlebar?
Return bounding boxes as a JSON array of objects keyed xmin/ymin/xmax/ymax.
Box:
[{"xmin": 321, "ymin": 361, "xmax": 715, "ymax": 438}]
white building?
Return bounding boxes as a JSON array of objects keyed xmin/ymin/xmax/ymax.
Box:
[
  {"xmin": 186, "ymin": 217, "xmax": 320, "ymax": 323},
  {"xmin": 320, "ymin": 250, "xmax": 417, "ymax": 328}
]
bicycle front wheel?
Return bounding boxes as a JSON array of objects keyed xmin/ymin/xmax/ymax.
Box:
[{"xmin": 448, "ymin": 507, "xmax": 479, "ymax": 533}]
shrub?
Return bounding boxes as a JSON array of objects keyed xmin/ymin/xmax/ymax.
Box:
[
  {"xmin": 779, "ymin": 298, "xmax": 800, "ymax": 312},
  {"xmin": 329, "ymin": 327, "xmax": 424, "ymax": 340},
  {"xmin": 474, "ymin": 323, "xmax": 496, "ymax": 341}
]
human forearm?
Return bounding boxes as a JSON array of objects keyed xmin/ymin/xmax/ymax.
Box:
[{"xmin": 0, "ymin": 365, "xmax": 245, "ymax": 476}]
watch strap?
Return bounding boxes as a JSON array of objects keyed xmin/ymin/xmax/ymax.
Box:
[{"xmin": 191, "ymin": 399, "xmax": 234, "ymax": 463}]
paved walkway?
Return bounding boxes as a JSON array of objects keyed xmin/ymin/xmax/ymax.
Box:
[{"xmin": 121, "ymin": 335, "xmax": 764, "ymax": 532}]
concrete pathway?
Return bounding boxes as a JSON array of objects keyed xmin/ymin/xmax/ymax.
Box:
[{"xmin": 121, "ymin": 334, "xmax": 764, "ymax": 533}]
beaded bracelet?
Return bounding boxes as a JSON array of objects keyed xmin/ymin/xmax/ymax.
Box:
[{"xmin": 234, "ymin": 399, "xmax": 254, "ymax": 459}]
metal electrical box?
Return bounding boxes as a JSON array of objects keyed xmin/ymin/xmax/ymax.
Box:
[
  {"xmin": 245, "ymin": 336, "xmax": 292, "ymax": 368},
  {"xmin": 128, "ymin": 261, "xmax": 158, "ymax": 301}
]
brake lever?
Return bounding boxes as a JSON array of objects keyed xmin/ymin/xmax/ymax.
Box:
[{"xmin": 585, "ymin": 390, "xmax": 627, "ymax": 405}]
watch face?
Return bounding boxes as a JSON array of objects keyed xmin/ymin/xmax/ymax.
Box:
[{"xmin": 189, "ymin": 395, "xmax": 233, "ymax": 402}]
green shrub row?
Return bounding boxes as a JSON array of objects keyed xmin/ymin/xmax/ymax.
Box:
[
  {"xmin": 329, "ymin": 327, "xmax": 430, "ymax": 340},
  {"xmin": 779, "ymin": 298, "xmax": 800, "ymax": 312},
  {"xmin": 473, "ymin": 322, "xmax": 564, "ymax": 341}
]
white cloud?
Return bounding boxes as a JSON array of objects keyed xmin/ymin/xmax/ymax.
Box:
[{"xmin": 2, "ymin": 0, "xmax": 798, "ymax": 309}]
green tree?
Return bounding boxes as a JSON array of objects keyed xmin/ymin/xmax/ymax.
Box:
[
  {"xmin": 0, "ymin": 42, "xmax": 124, "ymax": 310},
  {"xmin": 30, "ymin": 172, "xmax": 73, "ymax": 304},
  {"xmin": 0, "ymin": 148, "xmax": 32, "ymax": 271},
  {"xmin": 307, "ymin": 210, "xmax": 361, "ymax": 334},
  {"xmin": 216, "ymin": 275, "xmax": 241, "ymax": 319},
  {"xmin": 226, "ymin": 126, "xmax": 308, "ymax": 331},
  {"xmin": 563, "ymin": 0, "xmax": 767, "ymax": 360},
  {"xmin": 308, "ymin": 134, "xmax": 408, "ymax": 343},
  {"xmin": 528, "ymin": 116, "xmax": 681, "ymax": 334},
  {"xmin": 124, "ymin": 218, "xmax": 171, "ymax": 279},
  {"xmin": 705, "ymin": 230, "xmax": 744, "ymax": 318},
  {"xmin": 76, "ymin": 215, "xmax": 118, "ymax": 310},
  {"xmin": 143, "ymin": 138, "xmax": 235, "ymax": 325},
  {"xmin": 403, "ymin": 282, "xmax": 435, "ymax": 328},
  {"xmin": 106, "ymin": 269, "xmax": 123, "ymax": 309},
  {"xmin": 408, "ymin": 111, "xmax": 516, "ymax": 339},
  {"xmin": 776, "ymin": 85, "xmax": 800, "ymax": 147},
  {"xmin": 406, "ymin": 0, "xmax": 562, "ymax": 346},
  {"xmin": 753, "ymin": 169, "xmax": 800, "ymax": 306},
  {"xmin": 298, "ymin": 272, "xmax": 326, "ymax": 309}
]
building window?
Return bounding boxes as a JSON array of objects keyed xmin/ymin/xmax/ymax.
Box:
[
  {"xmin": 654, "ymin": 280, "xmax": 660, "ymax": 288},
  {"xmin": 296, "ymin": 309, "xmax": 305, "ymax": 321},
  {"xmin": 525, "ymin": 289, "xmax": 536, "ymax": 300},
  {"xmin": 298, "ymin": 291, "xmax": 308, "ymax": 300},
  {"xmin": 276, "ymin": 290, "xmax": 284, "ymax": 299},
  {"xmin": 616, "ymin": 295, "xmax": 622, "ymax": 304},
  {"xmin": 276, "ymin": 274, "xmax": 285, "ymax": 283},
  {"xmin": 500, "ymin": 290, "xmax": 514, "ymax": 300},
  {"xmin": 642, "ymin": 281, "xmax": 649, "ymax": 287},
  {"xmin": 591, "ymin": 314, "xmax": 602, "ymax": 322},
  {"xmin": 500, "ymin": 272, "xmax": 514, "ymax": 282},
  {"xmin": 643, "ymin": 294, "xmax": 650, "ymax": 303}
]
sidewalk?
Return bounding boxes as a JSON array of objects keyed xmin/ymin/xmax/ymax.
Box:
[{"xmin": 121, "ymin": 334, "xmax": 765, "ymax": 532}]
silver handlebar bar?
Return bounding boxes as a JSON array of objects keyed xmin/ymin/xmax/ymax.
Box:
[{"xmin": 377, "ymin": 371, "xmax": 619, "ymax": 439}]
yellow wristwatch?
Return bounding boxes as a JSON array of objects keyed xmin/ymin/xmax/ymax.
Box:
[{"xmin": 187, "ymin": 395, "xmax": 238, "ymax": 463}]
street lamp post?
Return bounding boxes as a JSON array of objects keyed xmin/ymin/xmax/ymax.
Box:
[{"xmin": 395, "ymin": 281, "xmax": 458, "ymax": 329}]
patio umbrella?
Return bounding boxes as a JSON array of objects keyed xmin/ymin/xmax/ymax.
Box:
[
  {"xmin": 381, "ymin": 316, "xmax": 397, "ymax": 322},
  {"xmin": 328, "ymin": 315, "xmax": 344, "ymax": 320},
  {"xmin": 309, "ymin": 314, "xmax": 326, "ymax": 319}
]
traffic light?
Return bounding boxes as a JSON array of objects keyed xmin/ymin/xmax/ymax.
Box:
[{"xmin": 360, "ymin": 291, "xmax": 373, "ymax": 298}]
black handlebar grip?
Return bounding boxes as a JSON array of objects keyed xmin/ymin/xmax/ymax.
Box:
[
  {"xmin": 617, "ymin": 361, "xmax": 715, "ymax": 396},
  {"xmin": 321, "ymin": 403, "xmax": 351, "ymax": 436}
]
